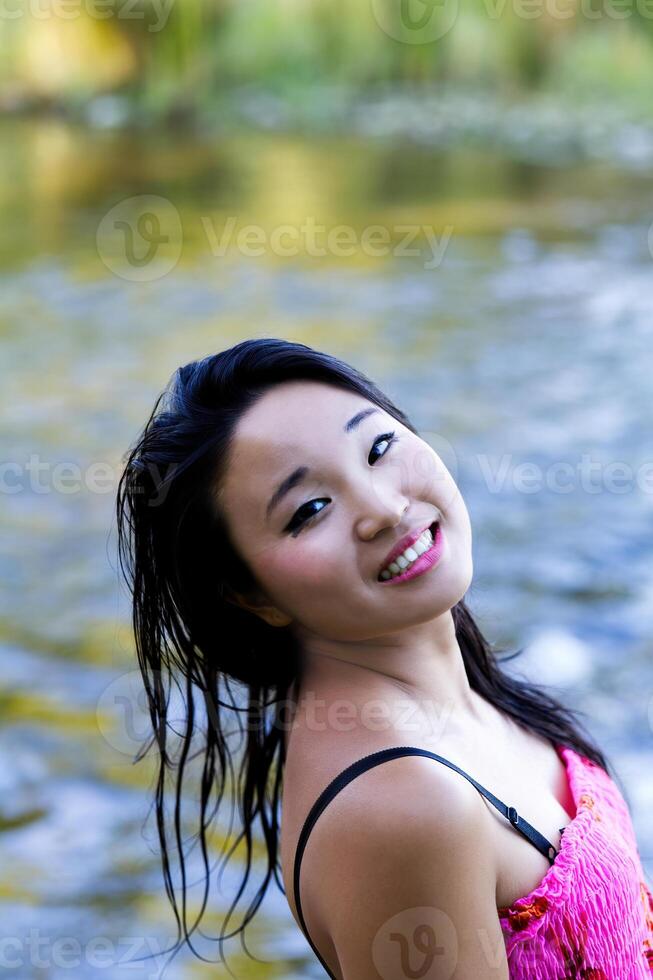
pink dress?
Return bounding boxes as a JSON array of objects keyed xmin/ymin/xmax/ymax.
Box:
[
  {"xmin": 498, "ymin": 743, "xmax": 653, "ymax": 978},
  {"xmin": 292, "ymin": 741, "xmax": 653, "ymax": 979}
]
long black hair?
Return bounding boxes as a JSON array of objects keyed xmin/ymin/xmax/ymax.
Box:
[{"xmin": 115, "ymin": 336, "xmax": 616, "ymax": 973}]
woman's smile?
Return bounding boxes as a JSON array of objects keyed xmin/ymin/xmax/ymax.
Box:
[{"xmin": 377, "ymin": 519, "xmax": 445, "ymax": 585}]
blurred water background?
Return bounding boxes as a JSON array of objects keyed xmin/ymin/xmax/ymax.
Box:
[{"xmin": 1, "ymin": 1, "xmax": 653, "ymax": 977}]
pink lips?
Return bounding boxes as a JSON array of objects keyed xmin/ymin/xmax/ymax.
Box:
[
  {"xmin": 377, "ymin": 520, "xmax": 435, "ymax": 580},
  {"xmin": 378, "ymin": 522, "xmax": 444, "ymax": 585}
]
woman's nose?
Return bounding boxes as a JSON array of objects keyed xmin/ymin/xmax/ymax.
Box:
[{"xmin": 356, "ymin": 497, "xmax": 409, "ymax": 541}]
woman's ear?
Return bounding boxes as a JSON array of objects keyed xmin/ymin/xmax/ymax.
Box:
[{"xmin": 221, "ymin": 584, "xmax": 292, "ymax": 627}]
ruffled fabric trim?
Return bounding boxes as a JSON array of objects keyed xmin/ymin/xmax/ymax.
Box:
[
  {"xmin": 498, "ymin": 743, "xmax": 653, "ymax": 977},
  {"xmin": 640, "ymin": 880, "xmax": 653, "ymax": 972},
  {"xmin": 498, "ymin": 744, "xmax": 603, "ymax": 948}
]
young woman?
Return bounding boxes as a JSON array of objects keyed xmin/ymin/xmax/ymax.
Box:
[{"xmin": 116, "ymin": 337, "xmax": 653, "ymax": 979}]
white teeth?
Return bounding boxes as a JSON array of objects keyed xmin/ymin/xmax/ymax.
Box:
[{"xmin": 379, "ymin": 526, "xmax": 435, "ymax": 580}]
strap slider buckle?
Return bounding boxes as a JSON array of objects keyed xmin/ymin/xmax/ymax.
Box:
[{"xmin": 507, "ymin": 805, "xmax": 519, "ymax": 826}]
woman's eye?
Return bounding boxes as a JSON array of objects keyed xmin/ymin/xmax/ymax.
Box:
[
  {"xmin": 285, "ymin": 430, "xmax": 398, "ymax": 536},
  {"xmin": 369, "ymin": 431, "xmax": 397, "ymax": 465},
  {"xmin": 285, "ymin": 499, "xmax": 329, "ymax": 536}
]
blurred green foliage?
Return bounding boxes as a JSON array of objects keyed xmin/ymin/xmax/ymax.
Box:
[{"xmin": 2, "ymin": 0, "xmax": 653, "ymax": 117}]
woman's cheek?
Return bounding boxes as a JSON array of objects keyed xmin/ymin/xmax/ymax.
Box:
[
  {"xmin": 288, "ymin": 547, "xmax": 336, "ymax": 591},
  {"xmin": 255, "ymin": 544, "xmax": 330, "ymax": 598},
  {"xmin": 414, "ymin": 449, "xmax": 459, "ymax": 511},
  {"xmin": 394, "ymin": 438, "xmax": 436, "ymax": 499}
]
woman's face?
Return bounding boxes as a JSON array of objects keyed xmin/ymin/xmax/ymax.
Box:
[{"xmin": 217, "ymin": 380, "xmax": 473, "ymax": 642}]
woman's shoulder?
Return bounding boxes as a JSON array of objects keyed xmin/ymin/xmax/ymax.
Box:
[
  {"xmin": 305, "ymin": 739, "xmax": 489, "ymax": 844},
  {"xmin": 280, "ymin": 729, "xmax": 494, "ymax": 905},
  {"xmin": 283, "ymin": 725, "xmax": 481, "ymax": 829},
  {"xmin": 282, "ymin": 734, "xmax": 506, "ymax": 979}
]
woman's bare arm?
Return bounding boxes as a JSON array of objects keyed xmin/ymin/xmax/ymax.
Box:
[{"xmin": 308, "ymin": 756, "xmax": 510, "ymax": 980}]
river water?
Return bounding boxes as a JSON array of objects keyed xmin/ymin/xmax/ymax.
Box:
[{"xmin": 1, "ymin": 115, "xmax": 652, "ymax": 978}]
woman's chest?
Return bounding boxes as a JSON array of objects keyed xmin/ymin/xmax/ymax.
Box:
[
  {"xmin": 435, "ymin": 720, "xmax": 576, "ymax": 909},
  {"xmin": 280, "ymin": 716, "xmax": 577, "ymax": 922}
]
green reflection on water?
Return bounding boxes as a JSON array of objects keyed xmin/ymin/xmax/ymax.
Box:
[
  {"xmin": 0, "ymin": 117, "xmax": 645, "ymax": 275},
  {"xmin": 2, "ymin": 115, "xmax": 651, "ymax": 978},
  {"xmin": 0, "ymin": 690, "xmax": 97, "ymax": 734}
]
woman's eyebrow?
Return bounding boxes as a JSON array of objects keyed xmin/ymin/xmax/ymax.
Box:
[
  {"xmin": 265, "ymin": 406, "xmax": 381, "ymax": 521},
  {"xmin": 343, "ymin": 406, "xmax": 379, "ymax": 433}
]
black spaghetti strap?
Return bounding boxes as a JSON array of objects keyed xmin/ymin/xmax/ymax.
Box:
[{"xmin": 292, "ymin": 745, "xmax": 560, "ymax": 978}]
